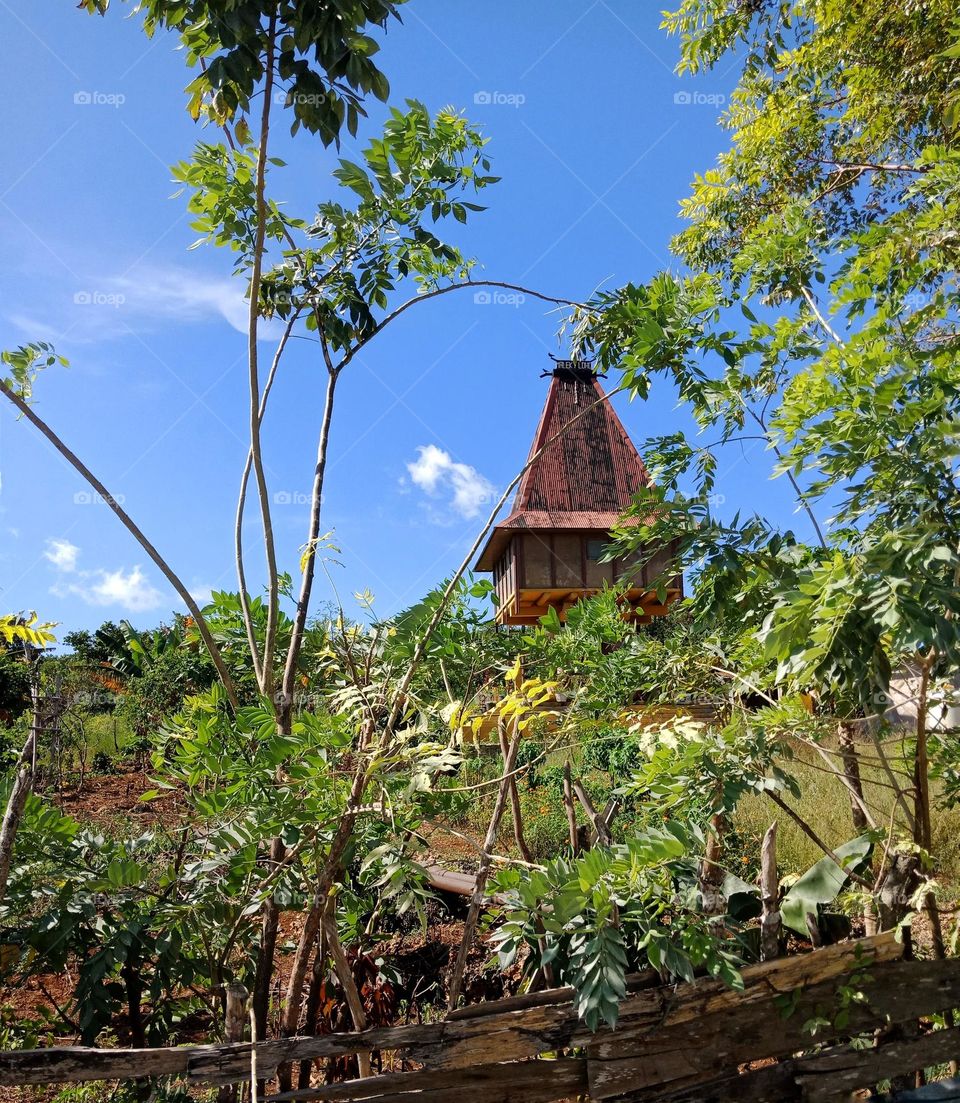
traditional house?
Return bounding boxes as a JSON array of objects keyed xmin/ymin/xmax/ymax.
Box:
[{"xmin": 476, "ymin": 359, "xmax": 682, "ymax": 625}]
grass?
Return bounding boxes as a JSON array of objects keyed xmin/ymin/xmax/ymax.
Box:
[
  {"xmin": 733, "ymin": 739, "xmax": 960, "ymax": 888},
  {"xmin": 449, "ymin": 732, "xmax": 960, "ymax": 899}
]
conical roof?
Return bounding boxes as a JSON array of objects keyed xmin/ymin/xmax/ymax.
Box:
[{"xmin": 476, "ymin": 363, "xmax": 651, "ymax": 570}]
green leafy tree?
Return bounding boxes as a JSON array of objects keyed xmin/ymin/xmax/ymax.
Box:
[
  {"xmin": 568, "ymin": 0, "xmax": 960, "ymax": 936},
  {"xmin": 492, "ymin": 821, "xmax": 743, "ymax": 1030}
]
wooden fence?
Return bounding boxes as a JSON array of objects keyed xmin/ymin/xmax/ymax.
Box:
[{"xmin": 2, "ymin": 933, "xmax": 960, "ymax": 1101}]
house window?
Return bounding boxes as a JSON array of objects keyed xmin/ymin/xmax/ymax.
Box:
[{"xmin": 585, "ymin": 539, "xmax": 605, "ymax": 562}]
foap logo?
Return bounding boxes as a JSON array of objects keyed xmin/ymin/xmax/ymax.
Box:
[
  {"xmin": 673, "ymin": 89, "xmax": 726, "ymax": 107},
  {"xmin": 274, "ymin": 90, "xmax": 327, "ymax": 106},
  {"xmin": 74, "ymin": 490, "xmax": 126, "ymax": 506},
  {"xmin": 474, "ymin": 289, "xmax": 525, "ymax": 308},
  {"xmin": 74, "ymin": 90, "xmax": 126, "ymax": 108},
  {"xmin": 273, "ymin": 490, "xmax": 312, "ymax": 505},
  {"xmin": 74, "ymin": 290, "xmax": 126, "ymax": 308},
  {"xmin": 473, "ymin": 90, "xmax": 526, "ymax": 108}
]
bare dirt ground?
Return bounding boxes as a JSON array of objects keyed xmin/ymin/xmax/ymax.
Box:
[
  {"xmin": 53, "ymin": 768, "xmax": 184, "ymax": 831},
  {"xmin": 0, "ymin": 771, "xmax": 513, "ymax": 1103}
]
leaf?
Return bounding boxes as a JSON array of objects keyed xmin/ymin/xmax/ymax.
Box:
[{"xmin": 781, "ymin": 835, "xmax": 872, "ymax": 936}]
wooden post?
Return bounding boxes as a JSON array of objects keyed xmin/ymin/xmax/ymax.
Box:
[
  {"xmin": 218, "ymin": 984, "xmax": 249, "ymax": 1103},
  {"xmin": 448, "ymin": 721, "xmax": 523, "ymax": 1011},
  {"xmin": 322, "ymin": 904, "xmax": 371, "ymax": 1079},
  {"xmin": 760, "ymin": 821, "xmax": 781, "ymax": 962},
  {"xmin": 572, "ymin": 779, "xmax": 610, "ymax": 847},
  {"xmin": 562, "ymin": 764, "xmax": 579, "ymax": 856},
  {"xmin": 497, "ymin": 720, "xmax": 533, "ymax": 864}
]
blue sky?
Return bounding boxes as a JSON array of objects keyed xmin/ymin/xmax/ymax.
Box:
[{"xmin": 0, "ymin": 1, "xmax": 804, "ymax": 636}]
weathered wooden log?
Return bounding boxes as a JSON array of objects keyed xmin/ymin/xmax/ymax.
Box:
[
  {"xmin": 260, "ymin": 1057, "xmax": 588, "ymax": 1103},
  {"xmin": 587, "ymin": 957, "xmax": 960, "ymax": 1100},
  {"xmin": 446, "ymin": 969, "xmax": 659, "ymax": 1021},
  {"xmin": 797, "ymin": 1025, "xmax": 960, "ymax": 1102},
  {"xmin": 650, "ymin": 1025, "xmax": 960, "ymax": 1102},
  {"xmin": 0, "ymin": 1046, "xmax": 193, "ymax": 1086},
  {"xmin": 0, "ymin": 933, "xmax": 904, "ymax": 1090}
]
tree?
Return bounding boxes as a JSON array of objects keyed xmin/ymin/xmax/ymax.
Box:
[
  {"xmin": 0, "ymin": 2, "xmax": 585, "ymax": 1053},
  {"xmin": 570, "ymin": 0, "xmax": 960, "ymax": 932},
  {"xmin": 0, "ymin": 615, "xmax": 54, "ymax": 904}
]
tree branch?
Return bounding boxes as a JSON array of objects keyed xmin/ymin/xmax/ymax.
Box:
[
  {"xmin": 0, "ymin": 379, "xmax": 239, "ymax": 708},
  {"xmin": 237, "ymin": 310, "xmax": 301, "ymax": 689},
  {"xmin": 279, "ymin": 326, "xmax": 340, "ymax": 728},
  {"xmin": 765, "ymin": 790, "xmax": 873, "ymax": 889},
  {"xmin": 334, "ymin": 280, "xmax": 584, "ymax": 372},
  {"xmin": 246, "ymin": 11, "xmax": 280, "ymax": 699}
]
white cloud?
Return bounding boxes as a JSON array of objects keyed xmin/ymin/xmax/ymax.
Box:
[
  {"xmin": 45, "ymin": 538, "xmax": 80, "ymax": 572},
  {"xmin": 406, "ymin": 445, "xmax": 495, "ymax": 520},
  {"xmin": 108, "ymin": 267, "xmax": 256, "ymax": 335},
  {"xmin": 189, "ymin": 582, "xmax": 216, "ymax": 607},
  {"xmin": 55, "ymin": 565, "xmax": 165, "ymax": 613},
  {"xmin": 8, "ymin": 263, "xmax": 284, "ymax": 347}
]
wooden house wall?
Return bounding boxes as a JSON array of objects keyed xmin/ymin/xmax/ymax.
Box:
[
  {"xmin": 492, "ymin": 538, "xmax": 518, "ymax": 612},
  {"xmin": 493, "ymin": 532, "xmax": 683, "ymax": 608}
]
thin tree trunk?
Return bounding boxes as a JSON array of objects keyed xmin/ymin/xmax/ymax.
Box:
[
  {"xmin": 837, "ymin": 719, "xmax": 869, "ymax": 834},
  {"xmin": 562, "ymin": 764, "xmax": 579, "ymax": 856},
  {"xmin": 279, "ymin": 764, "xmax": 369, "ymax": 1069},
  {"xmin": 235, "ymin": 313, "xmax": 299, "ymax": 691},
  {"xmin": 497, "ymin": 722, "xmax": 550, "ymax": 985},
  {"xmin": 497, "ymin": 721, "xmax": 532, "ymax": 863},
  {"xmin": 0, "ymin": 674, "xmax": 40, "ymax": 904},
  {"xmin": 869, "ymin": 727, "xmax": 915, "ymax": 837},
  {"xmin": 913, "ymin": 655, "xmax": 933, "ymax": 853},
  {"xmin": 322, "ymin": 904, "xmax": 371, "ymax": 1078},
  {"xmin": 276, "ymin": 896, "xmax": 325, "ymax": 1093},
  {"xmin": 0, "ymin": 380, "xmax": 238, "ymax": 708},
  {"xmin": 280, "ymin": 365, "xmax": 340, "ymax": 728},
  {"xmin": 119, "ymin": 942, "xmax": 146, "ymax": 1054},
  {"xmin": 699, "ymin": 813, "xmax": 727, "ymax": 917},
  {"xmin": 910, "ymin": 655, "xmax": 946, "ymax": 957},
  {"xmin": 448, "ymin": 723, "xmax": 522, "ymax": 1011},
  {"xmin": 251, "ymin": 836, "xmax": 285, "ymax": 1041},
  {"xmin": 760, "ymin": 821, "xmax": 781, "ymax": 961},
  {"xmin": 297, "ymin": 930, "xmax": 327, "ymax": 1089},
  {"xmin": 246, "ymin": 12, "xmax": 280, "ymax": 697}
]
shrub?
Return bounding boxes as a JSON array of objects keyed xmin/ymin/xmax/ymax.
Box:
[
  {"xmin": 91, "ymin": 750, "xmax": 113, "ymax": 774},
  {"xmin": 516, "ymin": 790, "xmax": 570, "ymax": 861}
]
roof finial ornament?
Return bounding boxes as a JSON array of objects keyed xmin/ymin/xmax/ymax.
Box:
[{"xmin": 541, "ymin": 353, "xmax": 607, "ymax": 381}]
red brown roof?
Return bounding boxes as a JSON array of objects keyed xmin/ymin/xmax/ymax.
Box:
[{"xmin": 476, "ymin": 369, "xmax": 651, "ymax": 570}]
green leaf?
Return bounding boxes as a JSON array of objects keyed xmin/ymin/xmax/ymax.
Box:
[{"xmin": 781, "ymin": 835, "xmax": 872, "ymax": 936}]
